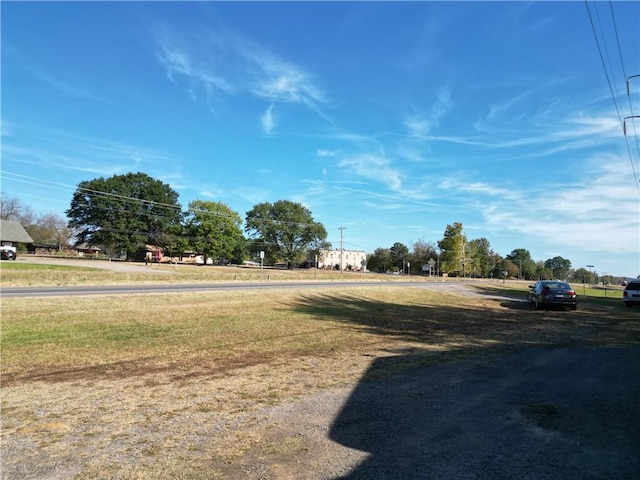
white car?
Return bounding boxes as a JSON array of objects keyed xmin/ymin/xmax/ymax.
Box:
[
  {"xmin": 623, "ymin": 281, "xmax": 640, "ymax": 307},
  {"xmin": 0, "ymin": 245, "xmax": 17, "ymax": 260}
]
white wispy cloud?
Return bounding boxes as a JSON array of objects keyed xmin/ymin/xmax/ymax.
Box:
[
  {"xmin": 154, "ymin": 23, "xmax": 326, "ymax": 120},
  {"xmin": 475, "ymin": 157, "xmax": 639, "ymax": 257},
  {"xmin": 249, "ymin": 54, "xmax": 326, "ymax": 106},
  {"xmin": 486, "ymin": 86, "xmax": 538, "ymax": 121},
  {"xmin": 2, "ymin": 128, "xmax": 177, "ymax": 179},
  {"xmin": 13, "ymin": 53, "xmax": 118, "ymax": 106},
  {"xmin": 338, "ymin": 153, "xmax": 403, "ymax": 191},
  {"xmin": 261, "ymin": 104, "xmax": 275, "ymax": 135},
  {"xmin": 156, "ymin": 42, "xmax": 234, "ymax": 97},
  {"xmin": 404, "ymin": 87, "xmax": 452, "ymax": 137},
  {"xmin": 316, "ymin": 149, "xmax": 337, "ymax": 158}
]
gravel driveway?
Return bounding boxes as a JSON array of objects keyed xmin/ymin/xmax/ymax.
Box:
[{"xmin": 219, "ymin": 343, "xmax": 639, "ymax": 480}]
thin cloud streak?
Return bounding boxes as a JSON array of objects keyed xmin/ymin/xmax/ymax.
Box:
[{"xmin": 154, "ymin": 23, "xmax": 326, "ymax": 115}]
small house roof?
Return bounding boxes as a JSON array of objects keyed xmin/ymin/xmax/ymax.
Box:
[
  {"xmin": 74, "ymin": 243, "xmax": 100, "ymax": 251},
  {"xmin": 0, "ymin": 219, "xmax": 34, "ymax": 244}
]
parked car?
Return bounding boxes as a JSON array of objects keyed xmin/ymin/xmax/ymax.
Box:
[
  {"xmin": 623, "ymin": 281, "xmax": 640, "ymax": 307},
  {"xmin": 0, "ymin": 245, "xmax": 17, "ymax": 261},
  {"xmin": 527, "ymin": 280, "xmax": 577, "ymax": 310}
]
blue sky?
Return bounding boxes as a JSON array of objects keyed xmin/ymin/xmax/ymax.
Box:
[{"xmin": 2, "ymin": 1, "xmax": 639, "ymax": 278}]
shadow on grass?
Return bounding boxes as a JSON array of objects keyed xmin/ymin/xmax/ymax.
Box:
[
  {"xmin": 289, "ymin": 289, "xmax": 639, "ymax": 355},
  {"xmin": 288, "ymin": 292, "xmax": 640, "ymax": 479}
]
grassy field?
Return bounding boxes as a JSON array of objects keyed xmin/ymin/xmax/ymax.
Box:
[
  {"xmin": 0, "ymin": 261, "xmax": 627, "ymax": 384},
  {"xmin": 1, "ymin": 262, "xmax": 636, "ymax": 479}
]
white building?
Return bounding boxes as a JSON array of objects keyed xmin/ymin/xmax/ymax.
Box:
[{"xmin": 311, "ymin": 248, "xmax": 367, "ymax": 271}]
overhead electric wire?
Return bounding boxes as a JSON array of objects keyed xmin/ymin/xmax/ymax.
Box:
[
  {"xmin": 609, "ymin": 0, "xmax": 640, "ymax": 163},
  {"xmin": 584, "ymin": 0, "xmax": 640, "ymax": 193},
  {"xmin": 1, "ymin": 170, "xmax": 335, "ymax": 233}
]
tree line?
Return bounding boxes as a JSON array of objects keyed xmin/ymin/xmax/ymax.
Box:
[
  {"xmin": 2, "ymin": 172, "xmax": 328, "ymax": 269},
  {"xmin": 2, "ymin": 171, "xmax": 602, "ymax": 281},
  {"xmin": 367, "ymin": 222, "xmax": 584, "ymax": 282}
]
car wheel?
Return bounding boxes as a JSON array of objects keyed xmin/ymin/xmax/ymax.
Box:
[
  {"xmin": 571, "ymin": 304, "xmax": 577, "ymax": 311},
  {"xmin": 625, "ymin": 302, "xmax": 633, "ymax": 308},
  {"xmin": 535, "ymin": 298, "xmax": 542, "ymax": 310},
  {"xmin": 5, "ymin": 251, "xmax": 16, "ymax": 261}
]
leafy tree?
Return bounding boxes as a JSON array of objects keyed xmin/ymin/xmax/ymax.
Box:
[
  {"xmin": 502, "ymin": 259, "xmax": 520, "ymax": 278},
  {"xmin": 544, "ymin": 256, "xmax": 572, "ymax": 280},
  {"xmin": 534, "ymin": 261, "xmax": 550, "ymax": 279},
  {"xmin": 244, "ymin": 200, "xmax": 328, "ymax": 269},
  {"xmin": 573, "ymin": 267, "xmax": 591, "ymax": 284},
  {"xmin": 467, "ymin": 237, "xmax": 500, "ymax": 278},
  {"xmin": 506, "ymin": 248, "xmax": 537, "ymax": 280},
  {"xmin": 162, "ymin": 225, "xmax": 192, "ymax": 261},
  {"xmin": 389, "ymin": 242, "xmax": 409, "ymax": 273},
  {"xmin": 367, "ymin": 247, "xmax": 391, "ymax": 273},
  {"xmin": 183, "ymin": 200, "xmax": 245, "ymax": 264},
  {"xmin": 437, "ymin": 222, "xmax": 467, "ymax": 276},
  {"xmin": 409, "ymin": 239, "xmax": 438, "ymax": 275},
  {"xmin": 66, "ymin": 172, "xmax": 182, "ymax": 259}
]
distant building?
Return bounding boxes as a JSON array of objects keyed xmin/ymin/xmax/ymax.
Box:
[
  {"xmin": 74, "ymin": 243, "xmax": 101, "ymax": 257},
  {"xmin": 0, "ymin": 219, "xmax": 34, "ymax": 246},
  {"xmin": 310, "ymin": 248, "xmax": 368, "ymax": 271}
]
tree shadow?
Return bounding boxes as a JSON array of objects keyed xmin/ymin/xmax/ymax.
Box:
[
  {"xmin": 288, "ymin": 290, "xmax": 636, "ymax": 352},
  {"xmin": 288, "ymin": 292, "xmax": 640, "ymax": 479},
  {"xmin": 328, "ymin": 345, "xmax": 640, "ymax": 479}
]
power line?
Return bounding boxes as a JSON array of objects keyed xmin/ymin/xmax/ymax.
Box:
[
  {"xmin": 609, "ymin": 1, "xmax": 640, "ymax": 174},
  {"xmin": 584, "ymin": 0, "xmax": 640, "ymax": 193},
  {"xmin": 1, "ymin": 170, "xmax": 322, "ymax": 227}
]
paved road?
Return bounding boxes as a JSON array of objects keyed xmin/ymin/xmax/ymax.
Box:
[{"xmin": 3, "ymin": 257, "xmax": 518, "ymax": 300}]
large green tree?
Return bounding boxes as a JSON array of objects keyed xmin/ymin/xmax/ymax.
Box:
[
  {"xmin": 573, "ymin": 267, "xmax": 592, "ymax": 284},
  {"xmin": 506, "ymin": 248, "xmax": 537, "ymax": 280},
  {"xmin": 437, "ymin": 222, "xmax": 467, "ymax": 276},
  {"xmin": 544, "ymin": 256, "xmax": 572, "ymax": 280},
  {"xmin": 245, "ymin": 200, "xmax": 328, "ymax": 269},
  {"xmin": 409, "ymin": 239, "xmax": 438, "ymax": 275},
  {"xmin": 366, "ymin": 247, "xmax": 392, "ymax": 273},
  {"xmin": 183, "ymin": 200, "xmax": 245, "ymax": 264},
  {"xmin": 467, "ymin": 237, "xmax": 500, "ymax": 278},
  {"xmin": 66, "ymin": 172, "xmax": 182, "ymax": 258},
  {"xmin": 389, "ymin": 242, "xmax": 409, "ymax": 273}
]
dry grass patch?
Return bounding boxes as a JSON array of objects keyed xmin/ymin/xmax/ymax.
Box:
[
  {"xmin": 2, "ymin": 285, "xmax": 639, "ymax": 480},
  {"xmin": 2, "ymin": 287, "xmax": 454, "ymax": 385}
]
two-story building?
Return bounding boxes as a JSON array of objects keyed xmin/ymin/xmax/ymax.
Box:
[{"xmin": 310, "ymin": 248, "xmax": 367, "ymax": 271}]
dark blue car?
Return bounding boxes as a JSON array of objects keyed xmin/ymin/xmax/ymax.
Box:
[{"xmin": 527, "ymin": 280, "xmax": 577, "ymax": 310}]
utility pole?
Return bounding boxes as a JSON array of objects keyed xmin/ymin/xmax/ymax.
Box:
[{"xmin": 339, "ymin": 226, "xmax": 346, "ymax": 272}]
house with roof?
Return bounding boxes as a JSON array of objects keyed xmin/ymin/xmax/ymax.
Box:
[{"xmin": 0, "ymin": 219, "xmax": 34, "ymax": 247}]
